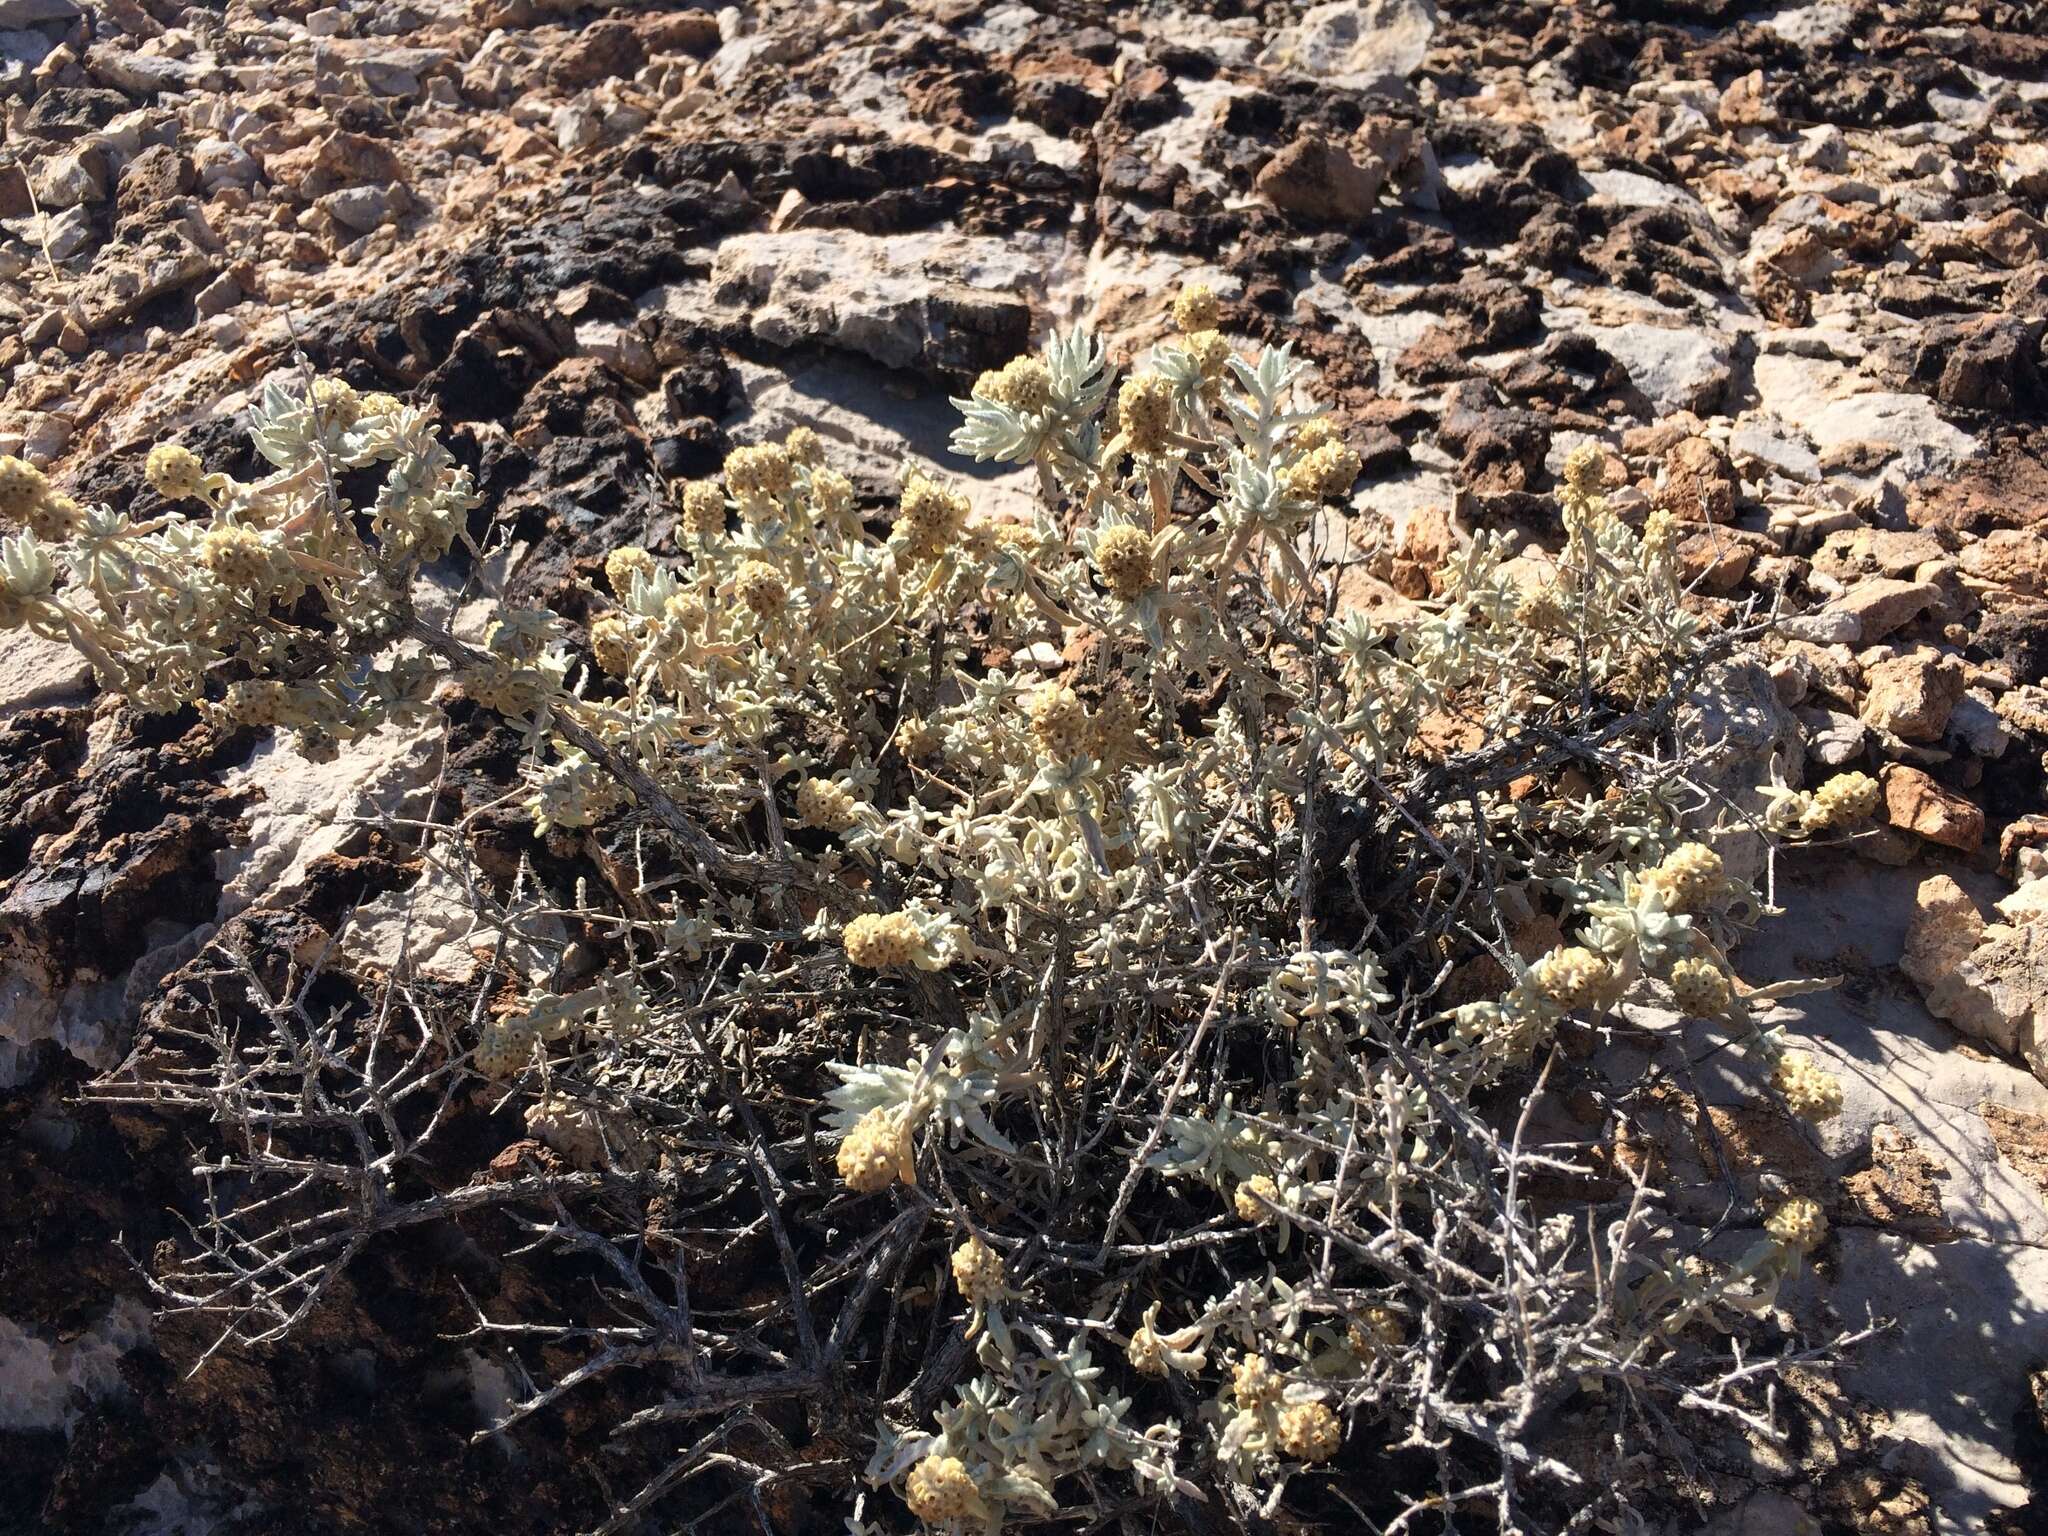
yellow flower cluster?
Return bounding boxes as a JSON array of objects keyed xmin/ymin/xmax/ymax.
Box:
[
  {"xmin": 1283, "ymin": 439, "xmax": 1362, "ymax": 500},
  {"xmin": 897, "ymin": 472, "xmax": 970, "ymax": 562},
  {"xmin": 1645, "ymin": 842, "xmax": 1725, "ymax": 914},
  {"xmin": 1765, "ymin": 1196, "xmax": 1827, "ymax": 1254},
  {"xmin": 796, "ymin": 776, "xmax": 858, "ymax": 832},
  {"xmin": 145, "ymin": 442, "xmax": 207, "ymax": 501},
  {"xmin": 1116, "ymin": 373, "xmax": 1175, "ymax": 455},
  {"xmin": 1561, "ymin": 441, "xmax": 1610, "ymax": 501},
  {"xmin": 1529, "ymin": 946, "xmax": 1616, "ymax": 1011},
  {"xmin": 1172, "ymin": 283, "xmax": 1220, "ymax": 333},
  {"xmin": 1093, "ymin": 523, "xmax": 1155, "ymax": 601},
  {"xmin": 1805, "ymin": 771, "xmax": 1880, "ymax": 832},
  {"xmin": 1233, "ymin": 1174, "xmax": 1280, "ymax": 1224},
  {"xmin": 905, "ymin": 1454, "xmax": 981, "ymax": 1522},
  {"xmin": 605, "ymin": 545, "xmax": 656, "ymax": 595},
  {"xmin": 723, "ymin": 442, "xmax": 793, "ymax": 501},
  {"xmin": 973, "ymin": 355, "xmax": 1053, "ymax": 414},
  {"xmin": 1667, "ymin": 956, "xmax": 1732, "ymax": 1017},
  {"xmin": 1770, "ymin": 1051, "xmax": 1844, "ymax": 1121},
  {"xmin": 200, "ymin": 524, "xmax": 277, "ymax": 590},
  {"xmin": 475, "ymin": 1008, "xmax": 543, "ymax": 1079},
  {"xmin": 679, "ymin": 480, "xmax": 726, "ymax": 540},
  {"xmin": 1276, "ymin": 1401, "xmax": 1341, "ymax": 1463},
  {"xmin": 1349, "ymin": 1306, "xmax": 1404, "ymax": 1353},
  {"xmin": 0, "ymin": 469, "xmax": 67, "ymax": 547},
  {"xmin": 590, "ymin": 614, "xmax": 635, "ymax": 676},
  {"xmin": 733, "ymin": 559, "xmax": 787, "ymax": 618},
  {"xmin": 1230, "ymin": 1353, "xmax": 1284, "ymax": 1411},
  {"xmin": 836, "ymin": 1105, "xmax": 915, "ymax": 1193},
  {"xmin": 843, "ymin": 911, "xmax": 924, "ymax": 969},
  {"xmin": 0, "ymin": 455, "xmax": 50, "ymax": 523},
  {"xmin": 950, "ymin": 1235, "xmax": 1005, "ymax": 1305},
  {"xmin": 1027, "ymin": 683, "xmax": 1089, "ymax": 760},
  {"xmin": 784, "ymin": 425, "xmax": 824, "ymax": 467},
  {"xmin": 310, "ymin": 376, "xmax": 363, "ymax": 427}
]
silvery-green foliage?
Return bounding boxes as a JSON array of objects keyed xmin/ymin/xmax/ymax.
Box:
[
  {"xmin": 825, "ymin": 1026, "xmax": 1013, "ymax": 1155},
  {"xmin": 53, "ymin": 321, "xmax": 1869, "ymax": 1536},
  {"xmin": 949, "ymin": 326, "xmax": 1109, "ymax": 465},
  {"xmin": 1220, "ymin": 344, "xmax": 1309, "ymax": 462}
]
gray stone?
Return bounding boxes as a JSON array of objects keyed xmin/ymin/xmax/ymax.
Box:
[
  {"xmin": 190, "ymin": 136, "xmax": 259, "ymax": 189},
  {"xmin": 1797, "ymin": 705, "xmax": 1866, "ymax": 766},
  {"xmin": 0, "ymin": 1296, "xmax": 150, "ymax": 1425},
  {"xmin": 0, "ymin": 629, "xmax": 91, "ymax": 718},
  {"xmin": 190, "ymin": 270, "xmax": 239, "ymax": 318},
  {"xmin": 0, "ymin": 0, "xmax": 77, "ymax": 22},
  {"xmin": 72, "ymin": 228, "xmax": 215, "ymax": 331},
  {"xmin": 43, "ymin": 204, "xmax": 94, "ymax": 261},
  {"xmin": 1794, "ymin": 124, "xmax": 1847, "ymax": 171},
  {"xmin": 1862, "ymin": 651, "xmax": 1966, "ymax": 742},
  {"xmin": 1949, "ymin": 694, "xmax": 2012, "ymax": 758},
  {"xmin": 2002, "ymin": 142, "xmax": 2048, "ymax": 200},
  {"xmin": 216, "ymin": 721, "xmax": 447, "ymax": 920},
  {"xmin": 1823, "ymin": 577, "xmax": 1942, "ymax": 645},
  {"xmin": 1730, "ymin": 422, "xmax": 1820, "ymax": 481},
  {"xmin": 1594, "ymin": 322, "xmax": 1737, "ymax": 417},
  {"xmin": 1257, "ymin": 0, "xmax": 1436, "ymax": 90},
  {"xmin": 0, "ymin": 27, "xmax": 55, "ymax": 68},
  {"xmin": 1763, "ymin": 0, "xmax": 1856, "ymax": 47},
  {"xmin": 86, "ymin": 45, "xmax": 218, "ymax": 95},
  {"xmin": 318, "ymin": 182, "xmax": 406, "ymax": 233},
  {"xmin": 1780, "ymin": 608, "xmax": 1861, "ymax": 645},
  {"xmin": 35, "ymin": 144, "xmax": 105, "ymax": 207},
  {"xmin": 699, "ymin": 227, "xmax": 1044, "ymax": 378},
  {"xmin": 551, "ymin": 101, "xmax": 601, "ymax": 151}
]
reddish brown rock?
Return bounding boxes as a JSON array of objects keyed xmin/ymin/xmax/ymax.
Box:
[
  {"xmin": 1969, "ymin": 208, "xmax": 2048, "ymax": 269},
  {"xmin": 1883, "ymin": 765, "xmax": 1984, "ymax": 851},
  {"xmin": 1254, "ymin": 134, "xmax": 1385, "ymax": 225},
  {"xmin": 1676, "ymin": 524, "xmax": 1773, "ymax": 591},
  {"xmin": 1657, "ymin": 435, "xmax": 1737, "ymax": 523},
  {"xmin": 548, "ymin": 20, "xmax": 646, "ymax": 87}
]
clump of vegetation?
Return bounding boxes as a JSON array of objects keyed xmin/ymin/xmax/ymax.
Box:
[{"xmin": 26, "ymin": 291, "xmax": 1875, "ymax": 1533}]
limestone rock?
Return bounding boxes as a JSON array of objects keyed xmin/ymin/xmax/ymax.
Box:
[
  {"xmin": 1595, "ymin": 322, "xmax": 1737, "ymax": 417},
  {"xmin": 1860, "ymin": 651, "xmax": 1965, "ymax": 742},
  {"xmin": 1823, "ymin": 577, "xmax": 1941, "ymax": 644},
  {"xmin": 1969, "ymin": 208, "xmax": 2048, "ymax": 269},
  {"xmin": 1960, "ymin": 529, "xmax": 2048, "ymax": 595},
  {"xmin": 1257, "ymin": 0, "xmax": 1435, "ymax": 91},
  {"xmin": 317, "ymin": 181, "xmax": 410, "ymax": 234},
  {"xmin": 1903, "ymin": 874, "xmax": 2048, "ymax": 1078},
  {"xmin": 0, "ymin": 629, "xmax": 91, "ymax": 717},
  {"xmin": 1901, "ymin": 875, "xmax": 1986, "ymax": 994},
  {"xmin": 71, "ymin": 228, "xmax": 217, "ymax": 333},
  {"xmin": 704, "ymin": 229, "xmax": 1039, "ymax": 380}
]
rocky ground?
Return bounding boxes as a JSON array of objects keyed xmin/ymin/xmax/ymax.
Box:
[{"xmin": 3, "ymin": 0, "xmax": 2048, "ymax": 1531}]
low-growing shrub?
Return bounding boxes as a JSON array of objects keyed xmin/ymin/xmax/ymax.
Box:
[{"xmin": 3, "ymin": 297, "xmax": 1874, "ymax": 1533}]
